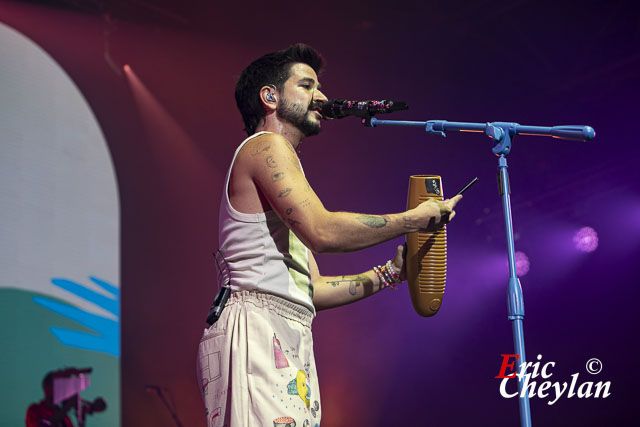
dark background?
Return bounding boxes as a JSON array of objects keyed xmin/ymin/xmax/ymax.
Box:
[{"xmin": 2, "ymin": 0, "xmax": 639, "ymax": 425}]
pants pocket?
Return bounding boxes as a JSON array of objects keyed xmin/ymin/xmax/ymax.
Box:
[{"xmin": 197, "ymin": 326, "xmax": 230, "ymax": 426}]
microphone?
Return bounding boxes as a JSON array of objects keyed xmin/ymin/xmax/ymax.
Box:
[{"xmin": 321, "ymin": 99, "xmax": 408, "ymax": 119}]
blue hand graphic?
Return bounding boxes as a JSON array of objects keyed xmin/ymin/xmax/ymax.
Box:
[{"xmin": 33, "ymin": 276, "xmax": 120, "ymax": 357}]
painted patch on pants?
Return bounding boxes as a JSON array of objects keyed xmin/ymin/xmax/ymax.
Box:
[
  {"xmin": 287, "ymin": 370, "xmax": 310, "ymax": 408},
  {"xmin": 310, "ymin": 400, "xmax": 320, "ymax": 418},
  {"xmin": 274, "ymin": 416, "xmax": 297, "ymax": 426},
  {"xmin": 274, "ymin": 334, "xmax": 290, "ymax": 369},
  {"xmin": 199, "ymin": 351, "xmax": 222, "ymax": 395}
]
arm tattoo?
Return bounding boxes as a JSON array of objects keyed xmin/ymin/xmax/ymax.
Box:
[
  {"xmin": 278, "ymin": 188, "xmax": 292, "ymax": 198},
  {"xmin": 326, "ymin": 277, "xmax": 345, "ymax": 287},
  {"xmin": 350, "ymin": 275, "xmax": 366, "ymax": 295},
  {"xmin": 272, "ymin": 171, "xmax": 285, "ymax": 182},
  {"xmin": 250, "ymin": 142, "xmax": 270, "ymax": 156},
  {"xmin": 266, "ymin": 155, "xmax": 277, "ymax": 168},
  {"xmin": 356, "ymin": 215, "xmax": 388, "ymax": 228},
  {"xmin": 349, "ymin": 282, "xmax": 358, "ymax": 295},
  {"xmin": 287, "ymin": 218, "xmax": 301, "ymax": 228},
  {"xmin": 326, "ymin": 275, "xmax": 366, "ymax": 296},
  {"xmin": 300, "ymin": 199, "xmax": 310, "ymax": 208},
  {"xmin": 284, "ymin": 205, "xmax": 297, "ymax": 227}
]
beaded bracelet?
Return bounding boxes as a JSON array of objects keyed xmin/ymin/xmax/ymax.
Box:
[
  {"xmin": 373, "ymin": 262, "xmax": 400, "ymax": 290},
  {"xmin": 386, "ymin": 260, "xmax": 402, "ymax": 283},
  {"xmin": 382, "ymin": 267, "xmax": 395, "ymax": 287},
  {"xmin": 372, "ymin": 265, "xmax": 389, "ymax": 289}
]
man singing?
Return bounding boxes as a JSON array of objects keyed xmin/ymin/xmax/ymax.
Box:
[{"xmin": 197, "ymin": 43, "xmax": 462, "ymax": 426}]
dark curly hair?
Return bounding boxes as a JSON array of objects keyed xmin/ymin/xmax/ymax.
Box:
[{"xmin": 235, "ymin": 43, "xmax": 325, "ymax": 135}]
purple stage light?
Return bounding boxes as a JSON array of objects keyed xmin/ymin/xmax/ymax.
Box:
[
  {"xmin": 573, "ymin": 226, "xmax": 599, "ymax": 252},
  {"xmin": 515, "ymin": 251, "xmax": 530, "ymax": 276}
]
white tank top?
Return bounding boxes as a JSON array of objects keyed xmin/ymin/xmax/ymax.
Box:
[{"xmin": 218, "ymin": 132, "xmax": 315, "ymax": 314}]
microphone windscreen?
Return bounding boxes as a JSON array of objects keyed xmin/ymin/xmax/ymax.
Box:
[
  {"xmin": 320, "ymin": 99, "xmax": 408, "ymax": 119},
  {"xmin": 320, "ymin": 99, "xmax": 345, "ymax": 119},
  {"xmin": 387, "ymin": 101, "xmax": 408, "ymax": 112}
]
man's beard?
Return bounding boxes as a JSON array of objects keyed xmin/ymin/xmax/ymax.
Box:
[{"xmin": 276, "ymin": 98, "xmax": 321, "ymax": 137}]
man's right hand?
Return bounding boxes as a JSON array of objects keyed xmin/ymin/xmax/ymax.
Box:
[{"xmin": 409, "ymin": 194, "xmax": 462, "ymax": 232}]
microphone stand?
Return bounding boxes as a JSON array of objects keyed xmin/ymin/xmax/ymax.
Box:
[
  {"xmin": 362, "ymin": 117, "xmax": 595, "ymax": 427},
  {"xmin": 147, "ymin": 386, "xmax": 184, "ymax": 427}
]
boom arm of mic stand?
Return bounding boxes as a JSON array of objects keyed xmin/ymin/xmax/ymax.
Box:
[{"xmin": 365, "ymin": 117, "xmax": 595, "ymax": 144}]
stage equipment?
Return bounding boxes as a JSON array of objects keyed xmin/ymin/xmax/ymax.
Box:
[
  {"xmin": 405, "ymin": 175, "xmax": 448, "ymax": 317},
  {"xmin": 321, "ymin": 99, "xmax": 408, "ymax": 119},
  {"xmin": 361, "ymin": 114, "xmax": 595, "ymax": 427},
  {"xmin": 51, "ymin": 368, "xmax": 104, "ymax": 427},
  {"xmin": 53, "ymin": 369, "xmax": 91, "ymax": 404},
  {"xmin": 455, "ymin": 176, "xmax": 478, "ymax": 196},
  {"xmin": 406, "ymin": 176, "xmax": 479, "ymax": 317},
  {"xmin": 145, "ymin": 385, "xmax": 184, "ymax": 427},
  {"xmin": 82, "ymin": 397, "xmax": 106, "ymax": 414},
  {"xmin": 206, "ymin": 250, "xmax": 231, "ymax": 325}
]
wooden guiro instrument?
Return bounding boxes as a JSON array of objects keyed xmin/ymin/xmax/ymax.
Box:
[{"xmin": 406, "ymin": 175, "xmax": 447, "ymax": 317}]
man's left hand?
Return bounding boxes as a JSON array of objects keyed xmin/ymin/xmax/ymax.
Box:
[{"xmin": 391, "ymin": 244, "xmax": 407, "ymax": 282}]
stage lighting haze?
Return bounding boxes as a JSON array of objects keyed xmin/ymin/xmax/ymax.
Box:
[
  {"xmin": 573, "ymin": 226, "xmax": 599, "ymax": 253},
  {"xmin": 515, "ymin": 251, "xmax": 530, "ymax": 276}
]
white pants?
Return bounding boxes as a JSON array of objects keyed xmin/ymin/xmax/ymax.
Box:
[{"xmin": 197, "ymin": 291, "xmax": 321, "ymax": 427}]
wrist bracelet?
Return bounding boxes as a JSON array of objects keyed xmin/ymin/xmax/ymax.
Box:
[
  {"xmin": 385, "ymin": 260, "xmax": 402, "ymax": 284},
  {"xmin": 373, "ymin": 264, "xmax": 397, "ymax": 290}
]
